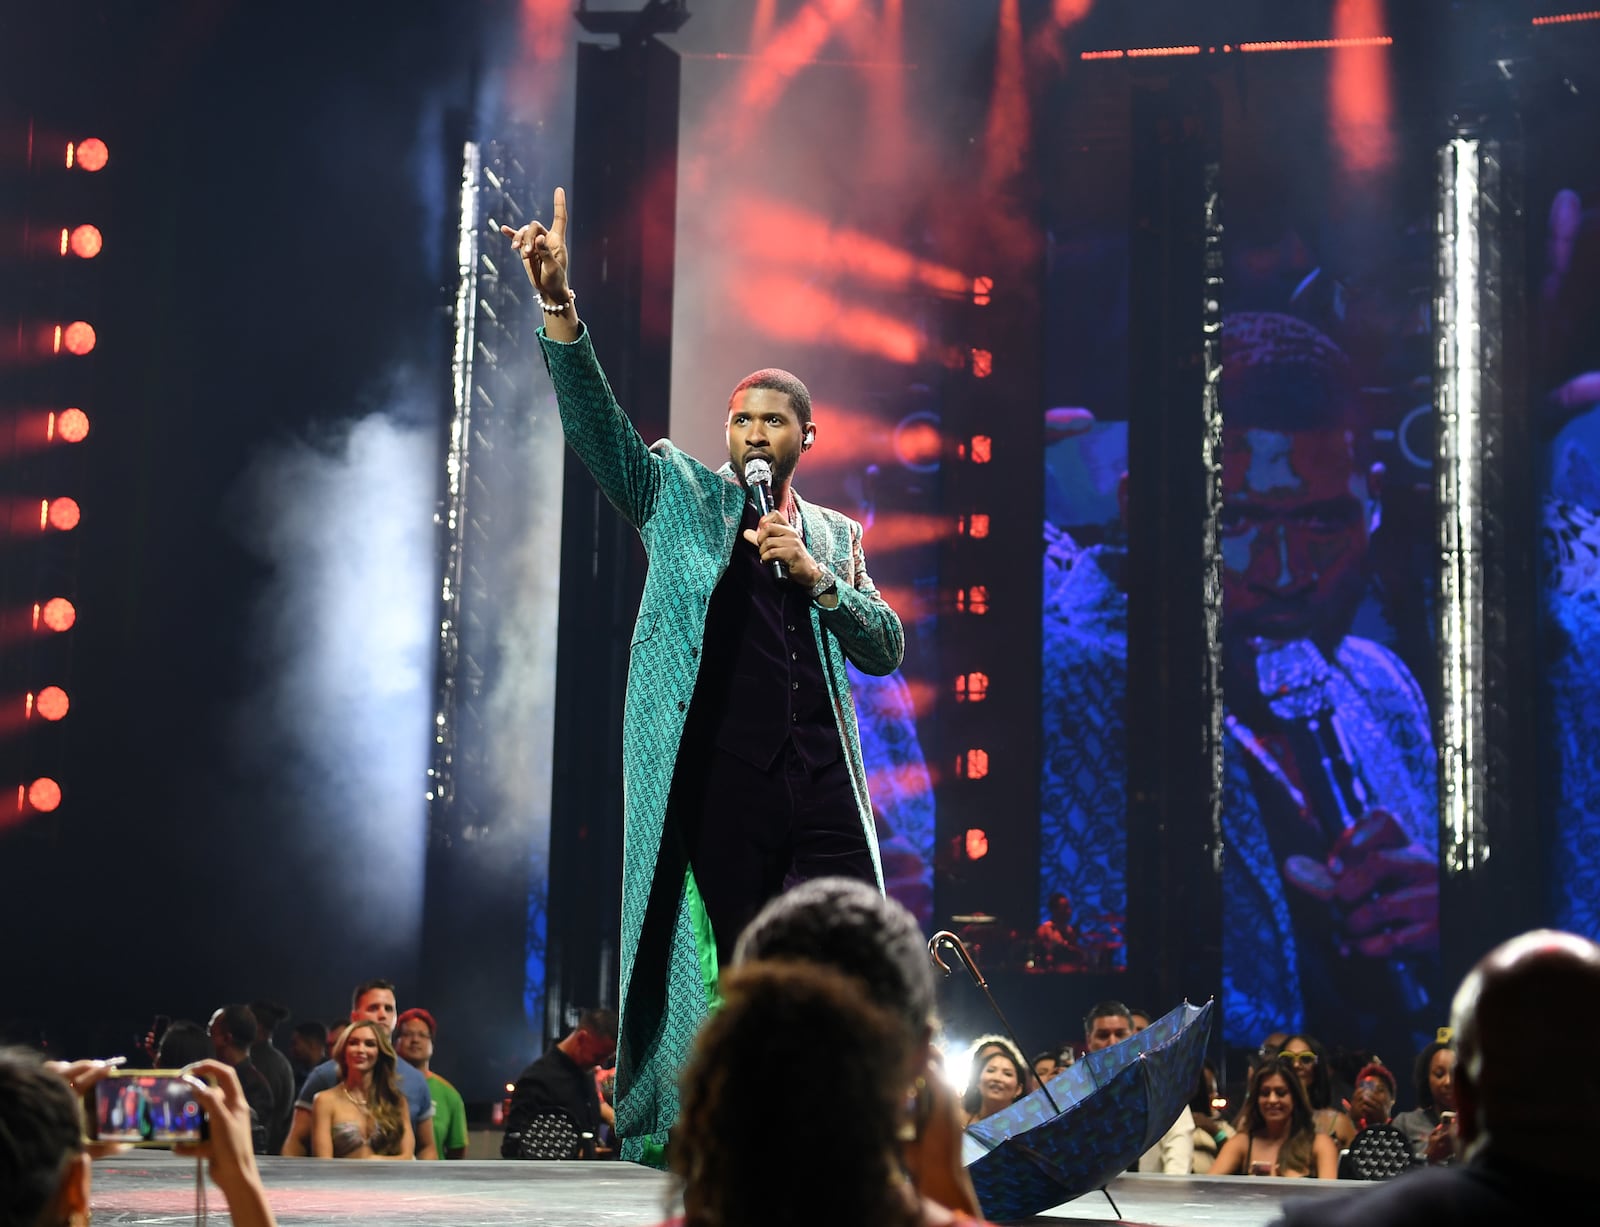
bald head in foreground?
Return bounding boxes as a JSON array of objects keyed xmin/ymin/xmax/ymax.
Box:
[{"xmin": 1274, "ymin": 929, "xmax": 1600, "ymax": 1225}]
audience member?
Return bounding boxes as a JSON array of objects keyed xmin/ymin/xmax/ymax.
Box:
[
  {"xmin": 395, "ymin": 1008, "xmax": 468, "ymax": 1160},
  {"xmin": 502, "ymin": 1009, "xmax": 618, "ymax": 1160},
  {"xmin": 1212, "ymin": 1056, "xmax": 1339, "ymax": 1178},
  {"xmin": 1188, "ymin": 1063, "xmax": 1232, "ymax": 1174},
  {"xmin": 1279, "ymin": 1034, "xmax": 1356, "ymax": 1146},
  {"xmin": 1348, "ymin": 1061, "xmax": 1397, "ymax": 1132},
  {"xmin": 662, "ymin": 961, "xmax": 996, "ymax": 1227},
  {"xmin": 326, "ymin": 1020, "xmax": 350, "ymax": 1054},
  {"xmin": 732, "ymin": 876, "xmax": 981, "ymax": 1219},
  {"xmin": 1080, "ymin": 999, "xmax": 1194, "ymax": 1174},
  {"xmin": 246, "ymin": 1001, "xmax": 296, "ymax": 1153},
  {"xmin": 288, "ymin": 1020, "xmax": 329, "ymax": 1085},
  {"xmin": 1130, "ymin": 1008, "xmax": 1152, "ymax": 1033},
  {"xmin": 208, "ymin": 1004, "xmax": 278, "ymax": 1154},
  {"xmin": 310, "ymin": 1020, "xmax": 413, "ymax": 1159},
  {"xmin": 1273, "ymin": 930, "xmax": 1600, "ymax": 1224},
  {"xmin": 2, "ymin": 1048, "xmax": 277, "ymax": 1227},
  {"xmin": 1390, "ymin": 1039, "xmax": 1455, "ymax": 1164},
  {"xmin": 961, "ymin": 1044, "xmax": 1027, "ymax": 1126},
  {"xmin": 280, "ymin": 979, "xmax": 436, "ymax": 1157},
  {"xmin": 1032, "ymin": 1050, "xmax": 1062, "ymax": 1084},
  {"xmin": 155, "ymin": 1019, "xmax": 212, "ymax": 1069}
]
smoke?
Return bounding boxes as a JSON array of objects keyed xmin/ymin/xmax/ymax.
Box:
[{"xmin": 230, "ymin": 386, "xmax": 437, "ymax": 967}]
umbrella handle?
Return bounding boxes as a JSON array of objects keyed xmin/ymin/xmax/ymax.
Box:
[
  {"xmin": 928, "ymin": 930, "xmax": 987, "ymax": 989},
  {"xmin": 927, "ymin": 930, "xmax": 1060, "ymax": 1115}
]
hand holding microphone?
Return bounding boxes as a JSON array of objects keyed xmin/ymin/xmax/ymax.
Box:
[{"xmin": 741, "ymin": 457, "xmax": 824, "ymax": 588}]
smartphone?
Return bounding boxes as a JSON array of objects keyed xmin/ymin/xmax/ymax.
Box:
[
  {"xmin": 85, "ymin": 1069, "xmax": 207, "ymax": 1147},
  {"xmin": 1438, "ymin": 1110, "xmax": 1456, "ymax": 1123}
]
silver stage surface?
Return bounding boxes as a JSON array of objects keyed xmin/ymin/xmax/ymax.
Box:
[{"xmin": 91, "ymin": 1153, "xmax": 1374, "ymax": 1226}]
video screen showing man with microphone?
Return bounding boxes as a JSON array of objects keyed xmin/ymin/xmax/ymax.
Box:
[{"xmin": 502, "ymin": 188, "xmax": 904, "ymax": 1170}]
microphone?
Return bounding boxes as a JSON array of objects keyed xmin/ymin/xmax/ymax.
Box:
[
  {"xmin": 1252, "ymin": 638, "xmax": 1430, "ymax": 1015},
  {"xmin": 742, "ymin": 456, "xmax": 787, "ymax": 583}
]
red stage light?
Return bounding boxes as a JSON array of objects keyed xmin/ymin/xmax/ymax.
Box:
[
  {"xmin": 964, "ymin": 827, "xmax": 990, "ymax": 859},
  {"xmin": 53, "ymin": 409, "xmax": 90, "ymax": 443},
  {"xmin": 69, "ymin": 225, "xmax": 103, "ymax": 258},
  {"xmin": 956, "ymin": 586, "xmax": 990, "ymax": 615},
  {"xmin": 972, "ymin": 276, "xmax": 993, "ymax": 306},
  {"xmin": 62, "ymin": 322, "xmax": 96, "ymax": 355},
  {"xmin": 955, "ymin": 671, "xmax": 990, "ymax": 702},
  {"xmin": 31, "ymin": 687, "xmax": 70, "ymax": 721},
  {"xmin": 960, "ymin": 513, "xmax": 991, "ymax": 538},
  {"xmin": 35, "ymin": 598, "xmax": 76, "ymax": 632},
  {"xmin": 1532, "ymin": 10, "xmax": 1600, "ymax": 25},
  {"xmin": 969, "ymin": 435, "xmax": 993, "ymax": 464},
  {"xmin": 27, "ymin": 777, "xmax": 62, "ymax": 812},
  {"xmin": 892, "ymin": 416, "xmax": 943, "ymax": 469},
  {"xmin": 72, "ymin": 139, "xmax": 109, "ymax": 171},
  {"xmin": 963, "ymin": 751, "xmax": 990, "ymax": 781},
  {"xmin": 45, "ymin": 498, "xmax": 81, "ymax": 531}
]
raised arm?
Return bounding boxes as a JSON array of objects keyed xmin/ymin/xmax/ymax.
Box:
[{"xmin": 502, "ymin": 188, "xmax": 662, "ymax": 527}]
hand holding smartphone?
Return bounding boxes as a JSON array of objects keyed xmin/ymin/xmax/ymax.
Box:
[{"xmin": 84, "ymin": 1069, "xmax": 209, "ymax": 1147}]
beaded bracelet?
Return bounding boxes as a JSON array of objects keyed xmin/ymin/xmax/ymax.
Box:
[{"xmin": 537, "ymin": 288, "xmax": 576, "ymax": 314}]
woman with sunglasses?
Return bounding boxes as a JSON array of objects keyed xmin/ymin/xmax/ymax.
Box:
[{"xmin": 1277, "ymin": 1035, "xmax": 1356, "ymax": 1147}]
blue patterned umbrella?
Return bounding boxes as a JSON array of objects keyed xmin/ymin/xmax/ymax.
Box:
[{"xmin": 960, "ymin": 999, "xmax": 1214, "ymax": 1220}]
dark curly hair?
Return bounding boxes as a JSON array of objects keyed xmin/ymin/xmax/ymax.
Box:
[
  {"xmin": 0, "ymin": 1046, "xmax": 84, "ymax": 1227},
  {"xmin": 672, "ymin": 962, "xmax": 918, "ymax": 1227},
  {"xmin": 1239, "ymin": 1056, "xmax": 1319, "ymax": 1177},
  {"xmin": 732, "ymin": 877, "xmax": 935, "ymax": 1044}
]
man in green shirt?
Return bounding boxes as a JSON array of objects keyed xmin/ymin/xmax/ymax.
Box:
[{"xmin": 395, "ymin": 1009, "xmax": 467, "ymax": 1159}]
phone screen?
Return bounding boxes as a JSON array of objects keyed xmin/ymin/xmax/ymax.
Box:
[{"xmin": 90, "ymin": 1071, "xmax": 205, "ymax": 1145}]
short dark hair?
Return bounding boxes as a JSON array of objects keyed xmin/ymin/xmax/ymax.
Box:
[
  {"xmin": 733, "ymin": 877, "xmax": 935, "ymax": 1042},
  {"xmin": 213, "ymin": 1003, "xmax": 258, "ymax": 1049},
  {"xmin": 156, "ymin": 1020, "xmax": 212, "ymax": 1069},
  {"xmin": 292, "ymin": 1020, "xmax": 330, "ymax": 1047},
  {"xmin": 1083, "ymin": 999, "xmax": 1132, "ymax": 1037},
  {"xmin": 351, "ymin": 978, "xmax": 396, "ymax": 1010},
  {"xmin": 577, "ymin": 1008, "xmax": 618, "ymax": 1043},
  {"xmin": 249, "ymin": 1000, "xmax": 289, "ymax": 1031},
  {"xmin": 0, "ymin": 1046, "xmax": 84, "ymax": 1227},
  {"xmin": 1221, "ymin": 310, "xmax": 1368, "ymax": 446},
  {"xmin": 728, "ymin": 368, "xmax": 813, "ymax": 428}
]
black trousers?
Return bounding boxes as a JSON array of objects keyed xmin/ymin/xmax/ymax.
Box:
[{"xmin": 670, "ymin": 739, "xmax": 877, "ymax": 968}]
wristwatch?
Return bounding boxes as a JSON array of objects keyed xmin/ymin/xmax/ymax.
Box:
[{"xmin": 809, "ymin": 570, "xmax": 839, "ymax": 602}]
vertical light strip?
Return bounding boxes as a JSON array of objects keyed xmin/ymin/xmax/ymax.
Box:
[
  {"xmin": 427, "ymin": 141, "xmax": 482, "ymax": 813},
  {"xmin": 1437, "ymin": 137, "xmax": 1486, "ymax": 874}
]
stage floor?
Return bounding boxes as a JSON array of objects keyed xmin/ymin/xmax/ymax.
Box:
[{"xmin": 91, "ymin": 1153, "xmax": 1370, "ymax": 1226}]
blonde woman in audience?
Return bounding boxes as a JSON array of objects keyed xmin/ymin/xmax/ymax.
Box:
[
  {"xmin": 1211, "ymin": 1056, "xmax": 1338, "ymax": 1178},
  {"xmin": 311, "ymin": 1019, "xmax": 412, "ymax": 1159},
  {"xmin": 664, "ymin": 961, "xmax": 997, "ymax": 1227}
]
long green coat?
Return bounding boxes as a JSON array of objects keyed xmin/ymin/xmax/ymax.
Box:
[{"xmin": 539, "ymin": 327, "xmax": 902, "ymax": 1159}]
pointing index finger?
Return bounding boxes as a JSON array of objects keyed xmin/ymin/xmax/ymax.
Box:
[{"xmin": 550, "ymin": 186, "xmax": 568, "ymax": 244}]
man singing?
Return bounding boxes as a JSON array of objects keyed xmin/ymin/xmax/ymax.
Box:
[{"xmin": 503, "ymin": 189, "xmax": 903, "ymax": 1166}]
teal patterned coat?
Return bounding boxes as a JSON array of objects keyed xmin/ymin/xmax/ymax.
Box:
[{"xmin": 539, "ymin": 326, "xmax": 900, "ymax": 1158}]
